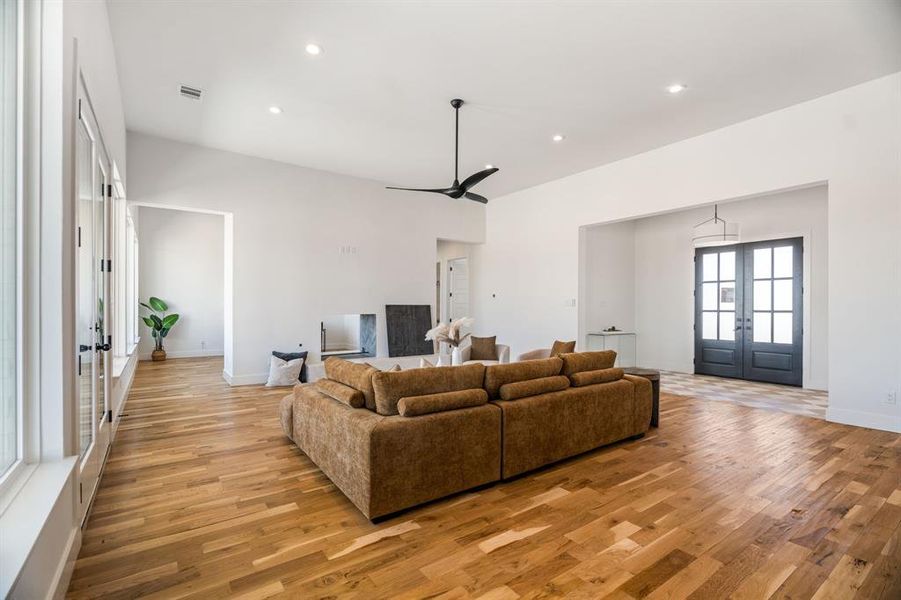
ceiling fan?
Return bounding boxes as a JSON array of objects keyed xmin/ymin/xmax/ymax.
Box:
[{"xmin": 386, "ymin": 98, "xmax": 497, "ymax": 204}]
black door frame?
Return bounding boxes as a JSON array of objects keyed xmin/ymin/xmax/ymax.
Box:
[{"xmin": 694, "ymin": 237, "xmax": 803, "ymax": 386}]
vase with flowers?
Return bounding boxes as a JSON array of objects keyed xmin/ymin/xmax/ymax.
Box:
[{"xmin": 425, "ymin": 317, "xmax": 474, "ymax": 366}]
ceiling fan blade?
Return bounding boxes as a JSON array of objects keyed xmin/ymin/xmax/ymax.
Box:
[
  {"xmin": 385, "ymin": 186, "xmax": 456, "ymax": 195},
  {"xmin": 459, "ymin": 167, "xmax": 499, "ymax": 191},
  {"xmin": 464, "ymin": 192, "xmax": 488, "ymax": 204}
]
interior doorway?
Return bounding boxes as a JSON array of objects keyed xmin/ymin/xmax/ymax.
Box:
[
  {"xmin": 447, "ymin": 257, "xmax": 470, "ymax": 323},
  {"xmin": 694, "ymin": 237, "xmax": 803, "ymax": 386}
]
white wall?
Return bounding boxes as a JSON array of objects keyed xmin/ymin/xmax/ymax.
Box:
[
  {"xmin": 473, "ymin": 73, "xmax": 901, "ymax": 432},
  {"xmin": 127, "ymin": 132, "xmax": 485, "ymax": 384},
  {"xmin": 581, "ymin": 221, "xmax": 636, "ymax": 339},
  {"xmin": 137, "ymin": 207, "xmax": 224, "ymax": 359},
  {"xmin": 628, "ymin": 185, "xmax": 828, "ymax": 389}
]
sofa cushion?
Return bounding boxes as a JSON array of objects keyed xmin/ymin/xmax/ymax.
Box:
[
  {"xmin": 499, "ymin": 375, "xmax": 570, "ymax": 401},
  {"xmin": 570, "ymin": 367, "xmax": 624, "ymax": 387},
  {"xmin": 484, "ymin": 357, "xmax": 563, "ymax": 400},
  {"xmin": 398, "ymin": 389, "xmax": 488, "ymax": 417},
  {"xmin": 470, "ymin": 336, "xmax": 497, "ymax": 360},
  {"xmin": 372, "ymin": 362, "xmax": 486, "ymax": 416},
  {"xmin": 324, "ymin": 357, "xmax": 378, "ymax": 411},
  {"xmin": 549, "ymin": 340, "xmax": 576, "ymax": 357},
  {"xmin": 316, "ymin": 378, "xmax": 365, "ymax": 408},
  {"xmin": 560, "ymin": 351, "xmax": 617, "ymax": 376}
]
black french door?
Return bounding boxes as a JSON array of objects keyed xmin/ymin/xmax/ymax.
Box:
[{"xmin": 694, "ymin": 238, "xmax": 803, "ymax": 386}]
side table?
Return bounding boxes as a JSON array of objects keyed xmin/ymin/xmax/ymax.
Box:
[{"xmin": 623, "ymin": 367, "xmax": 660, "ymax": 427}]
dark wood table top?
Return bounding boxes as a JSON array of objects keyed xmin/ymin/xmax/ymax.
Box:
[{"xmin": 622, "ymin": 367, "xmax": 660, "ymax": 380}]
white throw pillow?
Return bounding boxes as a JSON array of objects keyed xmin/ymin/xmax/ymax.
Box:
[{"xmin": 266, "ymin": 355, "xmax": 304, "ymax": 387}]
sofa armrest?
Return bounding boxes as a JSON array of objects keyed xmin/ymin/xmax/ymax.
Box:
[
  {"xmin": 623, "ymin": 374, "xmax": 653, "ymax": 431},
  {"xmin": 397, "ymin": 389, "xmax": 488, "ymax": 416},
  {"xmin": 516, "ymin": 348, "xmax": 551, "ymax": 361}
]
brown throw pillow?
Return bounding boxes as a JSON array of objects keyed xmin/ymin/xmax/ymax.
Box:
[
  {"xmin": 315, "ymin": 378, "xmax": 365, "ymax": 408},
  {"xmin": 484, "ymin": 357, "xmax": 563, "ymax": 399},
  {"xmin": 499, "ymin": 375, "xmax": 570, "ymax": 401},
  {"xmin": 570, "ymin": 367, "xmax": 624, "ymax": 387},
  {"xmin": 397, "ymin": 389, "xmax": 488, "ymax": 417},
  {"xmin": 549, "ymin": 340, "xmax": 576, "ymax": 357},
  {"xmin": 469, "ymin": 336, "xmax": 497, "ymax": 361}
]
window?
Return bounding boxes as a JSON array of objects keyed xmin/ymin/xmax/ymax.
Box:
[{"xmin": 0, "ymin": 0, "xmax": 19, "ymax": 479}]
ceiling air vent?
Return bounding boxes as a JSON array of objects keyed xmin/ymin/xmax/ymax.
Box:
[{"xmin": 179, "ymin": 84, "xmax": 202, "ymax": 101}]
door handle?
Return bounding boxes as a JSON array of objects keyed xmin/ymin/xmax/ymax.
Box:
[
  {"xmin": 96, "ymin": 342, "xmax": 111, "ymax": 352},
  {"xmin": 79, "ymin": 344, "xmax": 91, "ymax": 352}
]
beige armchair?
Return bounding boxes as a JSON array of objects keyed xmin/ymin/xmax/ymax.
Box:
[
  {"xmin": 516, "ymin": 348, "xmax": 551, "ymax": 361},
  {"xmin": 453, "ymin": 343, "xmax": 511, "ymax": 365}
]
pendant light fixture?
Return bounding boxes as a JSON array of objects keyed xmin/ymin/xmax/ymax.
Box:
[{"xmin": 692, "ymin": 204, "xmax": 740, "ymax": 247}]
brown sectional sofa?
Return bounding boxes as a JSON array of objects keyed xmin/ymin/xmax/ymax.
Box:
[{"xmin": 280, "ymin": 352, "xmax": 652, "ymax": 519}]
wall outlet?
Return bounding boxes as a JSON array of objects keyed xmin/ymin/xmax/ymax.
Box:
[
  {"xmin": 201, "ymin": 341, "xmax": 206, "ymax": 351},
  {"xmin": 564, "ymin": 298, "xmax": 576, "ymax": 307},
  {"xmin": 886, "ymin": 391, "xmax": 897, "ymax": 406}
]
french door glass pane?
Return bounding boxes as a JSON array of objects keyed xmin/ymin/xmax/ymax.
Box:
[
  {"xmin": 702, "ymin": 283, "xmax": 717, "ymax": 310},
  {"xmin": 719, "ymin": 251, "xmax": 735, "ymax": 280},
  {"xmin": 773, "ymin": 246, "xmax": 793, "ymax": 278},
  {"xmin": 754, "ymin": 248, "xmax": 772, "ymax": 279},
  {"xmin": 76, "ymin": 125, "xmax": 94, "ymax": 456},
  {"xmin": 773, "ymin": 313, "xmax": 792, "ymax": 343},
  {"xmin": 753, "ymin": 312, "xmax": 771, "ymax": 343},
  {"xmin": 718, "ymin": 312, "xmax": 735, "ymax": 341},
  {"xmin": 0, "ymin": 0, "xmax": 17, "ymax": 476},
  {"xmin": 719, "ymin": 283, "xmax": 735, "ymax": 311},
  {"xmin": 754, "ymin": 280, "xmax": 771, "ymax": 310},
  {"xmin": 702, "ymin": 312, "xmax": 717, "ymax": 340},
  {"xmin": 773, "ymin": 279, "xmax": 792, "ymax": 311},
  {"xmin": 702, "ymin": 253, "xmax": 718, "ymax": 282}
]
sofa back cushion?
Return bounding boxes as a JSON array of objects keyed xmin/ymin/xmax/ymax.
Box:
[
  {"xmin": 324, "ymin": 357, "xmax": 378, "ymax": 411},
  {"xmin": 569, "ymin": 367, "xmax": 624, "ymax": 387},
  {"xmin": 397, "ymin": 389, "xmax": 488, "ymax": 417},
  {"xmin": 499, "ymin": 375, "xmax": 570, "ymax": 401},
  {"xmin": 560, "ymin": 351, "xmax": 617, "ymax": 376},
  {"xmin": 372, "ymin": 362, "xmax": 486, "ymax": 416},
  {"xmin": 484, "ymin": 357, "xmax": 563, "ymax": 400},
  {"xmin": 315, "ymin": 378, "xmax": 365, "ymax": 408}
]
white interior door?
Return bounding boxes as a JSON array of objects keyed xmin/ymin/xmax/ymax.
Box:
[
  {"xmin": 75, "ymin": 87, "xmax": 111, "ymax": 524},
  {"xmin": 447, "ymin": 257, "xmax": 470, "ymax": 322}
]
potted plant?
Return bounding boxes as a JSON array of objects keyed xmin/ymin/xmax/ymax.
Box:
[
  {"xmin": 425, "ymin": 317, "xmax": 474, "ymax": 365},
  {"xmin": 140, "ymin": 297, "xmax": 180, "ymax": 361}
]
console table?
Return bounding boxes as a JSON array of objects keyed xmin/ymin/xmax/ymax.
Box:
[{"xmin": 623, "ymin": 367, "xmax": 659, "ymax": 427}]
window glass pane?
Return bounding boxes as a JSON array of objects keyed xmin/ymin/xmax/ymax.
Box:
[
  {"xmin": 702, "ymin": 312, "xmax": 717, "ymax": 340},
  {"xmin": 773, "ymin": 279, "xmax": 792, "ymax": 311},
  {"xmin": 754, "ymin": 248, "xmax": 772, "ymax": 279},
  {"xmin": 754, "ymin": 280, "xmax": 771, "ymax": 311},
  {"xmin": 1, "ymin": 0, "xmax": 18, "ymax": 476},
  {"xmin": 76, "ymin": 123, "xmax": 94, "ymax": 456},
  {"xmin": 719, "ymin": 251, "xmax": 735, "ymax": 281},
  {"xmin": 702, "ymin": 253, "xmax": 718, "ymax": 282},
  {"xmin": 719, "ymin": 283, "xmax": 735, "ymax": 311},
  {"xmin": 718, "ymin": 312, "xmax": 735, "ymax": 341},
  {"xmin": 702, "ymin": 282, "xmax": 717, "ymax": 310},
  {"xmin": 773, "ymin": 246, "xmax": 793, "ymax": 278},
  {"xmin": 754, "ymin": 312, "xmax": 772, "ymax": 343},
  {"xmin": 773, "ymin": 312, "xmax": 793, "ymax": 344}
]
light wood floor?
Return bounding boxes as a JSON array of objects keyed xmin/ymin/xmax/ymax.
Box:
[{"xmin": 67, "ymin": 357, "xmax": 901, "ymax": 599}]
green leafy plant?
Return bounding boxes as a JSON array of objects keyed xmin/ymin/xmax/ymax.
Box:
[{"xmin": 140, "ymin": 297, "xmax": 180, "ymax": 352}]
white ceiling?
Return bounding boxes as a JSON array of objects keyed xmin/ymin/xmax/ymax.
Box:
[{"xmin": 107, "ymin": 0, "xmax": 901, "ymax": 199}]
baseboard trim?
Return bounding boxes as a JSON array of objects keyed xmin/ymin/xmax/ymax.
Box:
[
  {"xmin": 223, "ymin": 372, "xmax": 269, "ymax": 386},
  {"xmin": 826, "ymin": 407, "xmax": 901, "ymax": 433},
  {"xmin": 49, "ymin": 526, "xmax": 81, "ymax": 600},
  {"xmin": 139, "ymin": 349, "xmax": 224, "ymax": 361}
]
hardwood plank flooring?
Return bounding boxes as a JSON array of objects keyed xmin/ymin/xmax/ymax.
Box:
[{"xmin": 67, "ymin": 358, "xmax": 901, "ymax": 599}]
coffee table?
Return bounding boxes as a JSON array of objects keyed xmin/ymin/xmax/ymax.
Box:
[{"xmin": 623, "ymin": 367, "xmax": 660, "ymax": 427}]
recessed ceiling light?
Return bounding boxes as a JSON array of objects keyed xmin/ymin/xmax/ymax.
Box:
[
  {"xmin": 305, "ymin": 43, "xmax": 322, "ymax": 55},
  {"xmin": 552, "ymin": 134, "xmax": 565, "ymax": 142},
  {"xmin": 666, "ymin": 83, "xmax": 687, "ymax": 94},
  {"xmin": 269, "ymin": 106, "xmax": 283, "ymax": 114},
  {"xmin": 485, "ymin": 164, "xmax": 494, "ymax": 169}
]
